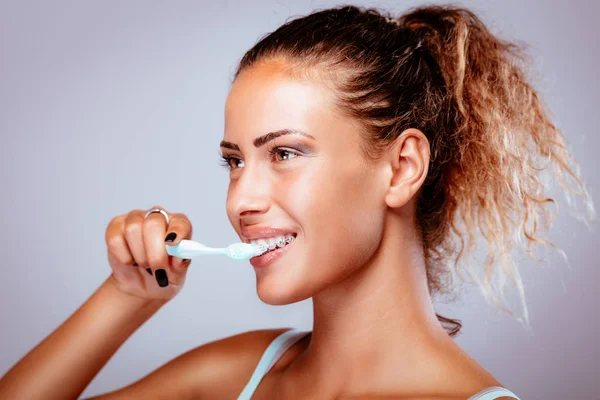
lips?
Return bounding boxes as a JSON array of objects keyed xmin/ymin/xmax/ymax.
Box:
[{"xmin": 249, "ymin": 234, "xmax": 296, "ymax": 268}]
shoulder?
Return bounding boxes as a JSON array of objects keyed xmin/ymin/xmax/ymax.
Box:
[
  {"xmin": 85, "ymin": 327, "xmax": 293, "ymax": 400},
  {"xmin": 192, "ymin": 327, "xmax": 294, "ymax": 384},
  {"xmin": 188, "ymin": 327, "xmax": 292, "ymax": 366},
  {"xmin": 182, "ymin": 326, "xmax": 294, "ymax": 398}
]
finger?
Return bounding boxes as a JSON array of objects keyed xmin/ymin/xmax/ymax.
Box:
[
  {"xmin": 148, "ymin": 212, "xmax": 193, "ymax": 289},
  {"xmin": 105, "ymin": 215, "xmax": 134, "ymax": 265},
  {"xmin": 124, "ymin": 209, "xmax": 148, "ymax": 267},
  {"xmin": 164, "ymin": 213, "xmax": 194, "ymax": 273},
  {"xmin": 106, "ymin": 215, "xmax": 143, "ymax": 283},
  {"xmin": 143, "ymin": 205, "xmax": 173, "ymax": 272}
]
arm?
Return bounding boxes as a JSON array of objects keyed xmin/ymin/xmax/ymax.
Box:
[
  {"xmin": 83, "ymin": 328, "xmax": 291, "ymax": 400},
  {"xmin": 0, "ymin": 276, "xmax": 167, "ymax": 400}
]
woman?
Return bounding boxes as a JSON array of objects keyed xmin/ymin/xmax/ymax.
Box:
[{"xmin": 0, "ymin": 4, "xmax": 594, "ymax": 399}]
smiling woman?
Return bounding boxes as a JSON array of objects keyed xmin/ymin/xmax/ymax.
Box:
[
  {"xmin": 0, "ymin": 3, "xmax": 595, "ymax": 400},
  {"xmin": 216, "ymin": 4, "xmax": 595, "ymax": 399}
]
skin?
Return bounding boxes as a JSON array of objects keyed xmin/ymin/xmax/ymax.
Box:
[
  {"xmin": 220, "ymin": 59, "xmax": 504, "ymax": 399},
  {"xmin": 0, "ymin": 58, "xmax": 511, "ymax": 400}
]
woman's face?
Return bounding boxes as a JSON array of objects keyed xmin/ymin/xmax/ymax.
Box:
[{"xmin": 223, "ymin": 61, "xmax": 389, "ymax": 304}]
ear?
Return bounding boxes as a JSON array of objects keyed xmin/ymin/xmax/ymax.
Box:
[{"xmin": 384, "ymin": 129, "xmax": 430, "ymax": 209}]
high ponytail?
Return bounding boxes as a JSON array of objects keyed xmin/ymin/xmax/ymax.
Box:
[
  {"xmin": 234, "ymin": 4, "xmax": 596, "ymax": 335},
  {"xmin": 396, "ymin": 5, "xmax": 596, "ymax": 330}
]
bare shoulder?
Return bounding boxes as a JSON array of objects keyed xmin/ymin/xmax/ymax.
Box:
[{"xmin": 84, "ymin": 327, "xmax": 293, "ymax": 400}]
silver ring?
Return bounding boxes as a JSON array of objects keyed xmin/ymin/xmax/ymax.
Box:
[{"xmin": 144, "ymin": 208, "xmax": 170, "ymax": 225}]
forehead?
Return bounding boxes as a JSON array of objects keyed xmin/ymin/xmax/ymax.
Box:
[{"xmin": 224, "ymin": 62, "xmax": 336, "ymax": 138}]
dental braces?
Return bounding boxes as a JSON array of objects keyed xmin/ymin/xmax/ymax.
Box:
[{"xmin": 253, "ymin": 234, "xmax": 296, "ymax": 253}]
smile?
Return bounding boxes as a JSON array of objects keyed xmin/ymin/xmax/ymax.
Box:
[
  {"xmin": 249, "ymin": 233, "xmax": 296, "ymax": 254},
  {"xmin": 248, "ymin": 233, "xmax": 298, "ymax": 269}
]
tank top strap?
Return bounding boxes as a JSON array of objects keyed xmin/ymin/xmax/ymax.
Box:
[
  {"xmin": 237, "ymin": 328, "xmax": 310, "ymax": 400},
  {"xmin": 237, "ymin": 331, "xmax": 519, "ymax": 400},
  {"xmin": 467, "ymin": 386, "xmax": 521, "ymax": 400}
]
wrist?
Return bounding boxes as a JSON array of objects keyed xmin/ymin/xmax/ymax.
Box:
[{"xmin": 103, "ymin": 275, "xmax": 168, "ymax": 312}]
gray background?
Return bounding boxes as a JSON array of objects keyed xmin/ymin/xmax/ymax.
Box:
[{"xmin": 0, "ymin": 1, "xmax": 598, "ymax": 399}]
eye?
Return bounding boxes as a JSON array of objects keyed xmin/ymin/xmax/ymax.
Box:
[
  {"xmin": 269, "ymin": 147, "xmax": 299, "ymax": 162},
  {"xmin": 218, "ymin": 155, "xmax": 244, "ymax": 170},
  {"xmin": 218, "ymin": 147, "xmax": 300, "ymax": 172}
]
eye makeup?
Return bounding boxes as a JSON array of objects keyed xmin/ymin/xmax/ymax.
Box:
[
  {"xmin": 219, "ymin": 145, "xmax": 306, "ymax": 170},
  {"xmin": 218, "ymin": 139, "xmax": 314, "ymax": 170}
]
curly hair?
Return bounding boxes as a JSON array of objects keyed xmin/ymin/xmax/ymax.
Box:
[{"xmin": 232, "ymin": 4, "xmax": 596, "ymax": 336}]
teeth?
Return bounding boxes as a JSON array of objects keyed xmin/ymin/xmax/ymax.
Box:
[{"xmin": 250, "ymin": 234, "xmax": 295, "ymax": 253}]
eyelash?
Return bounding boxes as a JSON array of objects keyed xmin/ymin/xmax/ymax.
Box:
[{"xmin": 218, "ymin": 147, "xmax": 300, "ymax": 170}]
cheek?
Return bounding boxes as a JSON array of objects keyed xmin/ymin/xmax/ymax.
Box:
[{"xmin": 287, "ymin": 160, "xmax": 384, "ymax": 272}]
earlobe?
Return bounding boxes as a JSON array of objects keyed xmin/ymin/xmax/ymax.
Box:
[
  {"xmin": 384, "ymin": 129, "xmax": 430, "ymax": 209},
  {"xmin": 385, "ymin": 185, "xmax": 412, "ymax": 209}
]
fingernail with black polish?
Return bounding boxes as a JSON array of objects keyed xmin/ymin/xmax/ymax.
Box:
[
  {"xmin": 146, "ymin": 267, "xmax": 153, "ymax": 276},
  {"xmin": 182, "ymin": 259, "xmax": 190, "ymax": 263},
  {"xmin": 155, "ymin": 269, "xmax": 169, "ymax": 287},
  {"xmin": 165, "ymin": 232, "xmax": 177, "ymax": 242}
]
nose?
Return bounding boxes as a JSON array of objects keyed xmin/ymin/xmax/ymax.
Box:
[{"xmin": 227, "ymin": 164, "xmax": 271, "ymax": 219}]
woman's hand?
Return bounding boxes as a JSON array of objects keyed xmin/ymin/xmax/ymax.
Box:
[{"xmin": 105, "ymin": 206, "xmax": 193, "ymax": 302}]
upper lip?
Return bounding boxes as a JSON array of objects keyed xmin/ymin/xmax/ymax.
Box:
[{"xmin": 241, "ymin": 226, "xmax": 297, "ymax": 242}]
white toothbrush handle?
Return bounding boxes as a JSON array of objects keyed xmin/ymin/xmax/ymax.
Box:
[{"xmin": 166, "ymin": 239, "xmax": 225, "ymax": 258}]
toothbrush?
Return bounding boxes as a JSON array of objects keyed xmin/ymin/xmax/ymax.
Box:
[{"xmin": 165, "ymin": 239, "xmax": 268, "ymax": 261}]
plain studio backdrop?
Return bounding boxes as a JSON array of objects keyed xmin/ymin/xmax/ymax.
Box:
[{"xmin": 0, "ymin": 1, "xmax": 598, "ymax": 399}]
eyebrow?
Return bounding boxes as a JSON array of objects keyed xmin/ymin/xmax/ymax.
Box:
[{"xmin": 220, "ymin": 129, "xmax": 315, "ymax": 151}]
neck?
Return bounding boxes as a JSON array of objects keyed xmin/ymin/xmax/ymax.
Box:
[{"xmin": 286, "ymin": 210, "xmax": 459, "ymax": 396}]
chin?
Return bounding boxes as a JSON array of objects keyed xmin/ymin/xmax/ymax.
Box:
[{"xmin": 256, "ymin": 276, "xmax": 311, "ymax": 305}]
